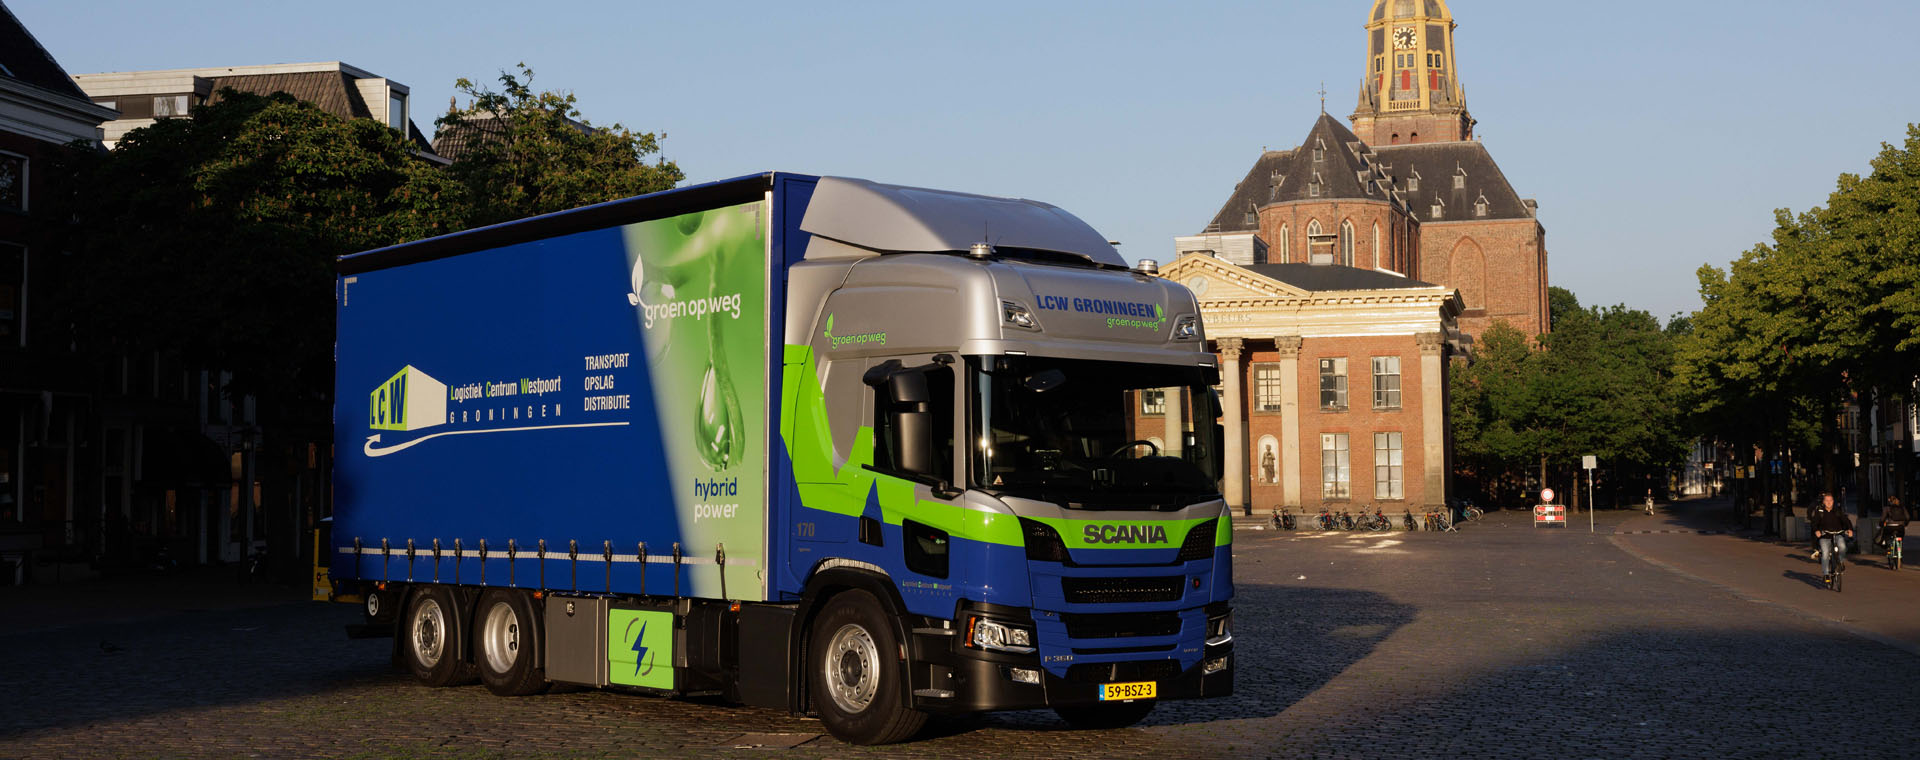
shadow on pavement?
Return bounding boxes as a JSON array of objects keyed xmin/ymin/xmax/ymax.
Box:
[
  {"xmin": 922, "ymin": 582, "xmax": 1414, "ymax": 739},
  {"xmin": 1782, "ymin": 569, "xmax": 1830, "ymax": 590},
  {"xmin": 0, "ymin": 602, "xmax": 389, "ymax": 738}
]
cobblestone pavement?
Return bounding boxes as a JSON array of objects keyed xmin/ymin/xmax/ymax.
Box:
[{"xmin": 4, "ymin": 509, "xmax": 1918, "ymax": 759}]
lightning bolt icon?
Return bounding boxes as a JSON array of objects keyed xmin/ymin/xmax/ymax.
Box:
[{"xmin": 631, "ymin": 621, "xmax": 650, "ymax": 676}]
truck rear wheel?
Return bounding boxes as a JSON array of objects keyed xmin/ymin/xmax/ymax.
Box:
[
  {"xmin": 1054, "ymin": 701, "xmax": 1155, "ymax": 729},
  {"xmin": 476, "ymin": 589, "xmax": 549, "ymax": 696},
  {"xmin": 808, "ymin": 590, "xmax": 926, "ymax": 745},
  {"xmin": 403, "ymin": 586, "xmax": 475, "ymax": 687}
]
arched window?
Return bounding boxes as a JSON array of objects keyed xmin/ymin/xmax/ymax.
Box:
[
  {"xmin": 1306, "ymin": 219, "xmax": 1324, "ymax": 265},
  {"xmin": 1339, "ymin": 220, "xmax": 1355, "ymax": 267},
  {"xmin": 1278, "ymin": 224, "xmax": 1290, "ymax": 262},
  {"xmin": 1372, "ymin": 222, "xmax": 1382, "ymax": 269}
]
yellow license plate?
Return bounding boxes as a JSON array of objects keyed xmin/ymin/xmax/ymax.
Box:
[{"xmin": 1098, "ymin": 681, "xmax": 1157, "ymax": 701}]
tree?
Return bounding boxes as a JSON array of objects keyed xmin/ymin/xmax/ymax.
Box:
[
  {"xmin": 1452, "ymin": 291, "xmax": 1688, "ymax": 510},
  {"xmin": 439, "ymin": 64, "xmax": 684, "ymax": 228},
  {"xmin": 50, "ymin": 90, "xmax": 467, "ymax": 404}
]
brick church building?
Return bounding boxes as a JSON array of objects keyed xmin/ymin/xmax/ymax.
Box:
[{"xmin": 1155, "ymin": 0, "xmax": 1548, "ymax": 516}]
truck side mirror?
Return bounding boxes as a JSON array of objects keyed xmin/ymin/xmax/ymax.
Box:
[{"xmin": 888, "ymin": 372, "xmax": 934, "ymax": 476}]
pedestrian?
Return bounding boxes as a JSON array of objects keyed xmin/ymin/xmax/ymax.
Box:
[
  {"xmin": 1644, "ymin": 488, "xmax": 1655, "ymax": 515},
  {"xmin": 1807, "ymin": 492, "xmax": 1853, "ymax": 583}
]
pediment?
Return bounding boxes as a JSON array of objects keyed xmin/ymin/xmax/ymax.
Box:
[{"xmin": 1161, "ymin": 253, "xmax": 1310, "ymax": 302}]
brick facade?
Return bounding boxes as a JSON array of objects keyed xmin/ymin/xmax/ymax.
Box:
[{"xmin": 1416, "ymin": 219, "xmax": 1548, "ymax": 338}]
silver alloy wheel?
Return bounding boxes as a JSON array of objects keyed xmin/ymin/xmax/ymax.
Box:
[
  {"xmin": 481, "ymin": 600, "xmax": 520, "ymax": 675},
  {"xmin": 411, "ymin": 597, "xmax": 447, "ymax": 668},
  {"xmin": 823, "ymin": 622, "xmax": 881, "ymax": 714}
]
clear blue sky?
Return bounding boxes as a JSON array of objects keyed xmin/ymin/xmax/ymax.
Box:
[{"xmin": 12, "ymin": 0, "xmax": 1916, "ymax": 321}]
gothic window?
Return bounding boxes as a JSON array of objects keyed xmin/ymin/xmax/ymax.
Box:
[
  {"xmin": 1307, "ymin": 219, "xmax": 1322, "ymax": 238},
  {"xmin": 1373, "ymin": 222, "xmax": 1382, "ymax": 268},
  {"xmin": 1339, "ymin": 220, "xmax": 1355, "ymax": 266},
  {"xmin": 1278, "ymin": 224, "xmax": 1289, "ymax": 261}
]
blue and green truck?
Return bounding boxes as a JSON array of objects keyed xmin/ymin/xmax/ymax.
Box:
[{"xmin": 332, "ymin": 173, "xmax": 1232, "ymax": 744}]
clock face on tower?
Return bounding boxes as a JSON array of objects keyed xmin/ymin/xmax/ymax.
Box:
[{"xmin": 1393, "ymin": 27, "xmax": 1416, "ymax": 49}]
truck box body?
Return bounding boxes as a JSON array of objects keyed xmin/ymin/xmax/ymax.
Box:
[{"xmin": 334, "ymin": 173, "xmax": 1232, "ymax": 737}]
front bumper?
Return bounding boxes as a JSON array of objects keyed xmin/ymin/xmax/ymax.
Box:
[{"xmin": 906, "ymin": 608, "xmax": 1233, "ymax": 714}]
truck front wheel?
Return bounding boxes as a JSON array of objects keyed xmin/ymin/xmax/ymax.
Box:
[
  {"xmin": 402, "ymin": 586, "xmax": 475, "ymax": 687},
  {"xmin": 808, "ymin": 590, "xmax": 926, "ymax": 745},
  {"xmin": 475, "ymin": 589, "xmax": 549, "ymax": 696}
]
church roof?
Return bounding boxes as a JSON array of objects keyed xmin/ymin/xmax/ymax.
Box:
[
  {"xmin": 1204, "ymin": 113, "xmax": 1400, "ymax": 233},
  {"xmin": 1203, "ymin": 115, "xmax": 1534, "ymax": 233},
  {"xmin": 1245, "ymin": 263, "xmax": 1437, "ymax": 292},
  {"xmin": 0, "ymin": 3, "xmax": 92, "ymax": 101},
  {"xmin": 1372, "ymin": 140, "xmax": 1531, "ymax": 222}
]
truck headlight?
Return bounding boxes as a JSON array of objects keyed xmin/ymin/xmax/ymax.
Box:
[
  {"xmin": 1002, "ymin": 301, "xmax": 1039, "ymax": 331},
  {"xmin": 966, "ymin": 615, "xmax": 1036, "ymax": 654},
  {"xmin": 1205, "ymin": 611, "xmax": 1232, "ymax": 646},
  {"xmin": 1173, "ymin": 315, "xmax": 1199, "ymax": 340}
]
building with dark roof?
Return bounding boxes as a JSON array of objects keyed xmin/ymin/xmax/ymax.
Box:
[
  {"xmin": 0, "ymin": 1, "xmax": 124, "ymax": 581},
  {"xmin": 1161, "ymin": 0, "xmax": 1550, "ymax": 515},
  {"xmin": 1178, "ymin": 0, "xmax": 1547, "ymax": 341},
  {"xmin": 72, "ymin": 62, "xmax": 440, "ymax": 160}
]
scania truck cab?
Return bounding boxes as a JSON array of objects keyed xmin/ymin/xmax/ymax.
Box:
[{"xmin": 332, "ymin": 174, "xmax": 1231, "ymax": 745}]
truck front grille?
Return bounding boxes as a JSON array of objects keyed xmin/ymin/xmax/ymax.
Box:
[
  {"xmin": 1064, "ymin": 659, "xmax": 1182, "ymax": 683},
  {"xmin": 1062, "ymin": 611, "xmax": 1181, "ymax": 640},
  {"xmin": 1061, "ymin": 575, "xmax": 1183, "ymax": 604}
]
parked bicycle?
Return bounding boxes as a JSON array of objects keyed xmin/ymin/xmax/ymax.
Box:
[
  {"xmin": 1402, "ymin": 510, "xmax": 1417, "ymax": 531},
  {"xmin": 1359, "ymin": 507, "xmax": 1391, "ymax": 532},
  {"xmin": 1338, "ymin": 510, "xmax": 1357, "ymax": 531},
  {"xmin": 1270, "ymin": 507, "xmax": 1296, "ymax": 531},
  {"xmin": 1317, "ymin": 508, "xmax": 1338, "ymax": 531}
]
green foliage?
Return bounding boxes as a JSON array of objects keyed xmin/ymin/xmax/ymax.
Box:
[
  {"xmin": 439, "ymin": 64, "xmax": 684, "ymax": 228},
  {"xmin": 50, "ymin": 91, "xmax": 466, "ymax": 403},
  {"xmin": 1452, "ymin": 293, "xmax": 1688, "ymax": 505},
  {"xmin": 1673, "ymin": 123, "xmax": 1920, "ymax": 485}
]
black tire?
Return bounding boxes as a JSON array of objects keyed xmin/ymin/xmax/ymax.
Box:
[
  {"xmin": 403, "ymin": 586, "xmax": 476, "ymax": 687},
  {"xmin": 1054, "ymin": 700, "xmax": 1155, "ymax": 729},
  {"xmin": 809, "ymin": 590, "xmax": 926, "ymax": 745},
  {"xmin": 475, "ymin": 589, "xmax": 550, "ymax": 696}
]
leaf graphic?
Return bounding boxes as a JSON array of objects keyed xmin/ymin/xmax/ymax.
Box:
[{"xmin": 823, "ymin": 314, "xmax": 834, "ymax": 338}]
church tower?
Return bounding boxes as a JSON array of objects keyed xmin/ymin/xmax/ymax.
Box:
[{"xmin": 1351, "ymin": 0, "xmax": 1473, "ymax": 145}]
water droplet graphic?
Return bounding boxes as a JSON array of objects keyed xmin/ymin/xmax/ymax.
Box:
[{"xmin": 696, "ymin": 361, "xmax": 733, "ymax": 469}]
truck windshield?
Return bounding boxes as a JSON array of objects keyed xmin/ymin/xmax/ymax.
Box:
[{"xmin": 967, "ymin": 355, "xmax": 1222, "ymax": 510}]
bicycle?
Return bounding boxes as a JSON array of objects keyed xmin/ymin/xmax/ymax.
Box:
[
  {"xmin": 1402, "ymin": 510, "xmax": 1417, "ymax": 531},
  {"xmin": 1361, "ymin": 508, "xmax": 1391, "ymax": 532},
  {"xmin": 1339, "ymin": 510, "xmax": 1357, "ymax": 531},
  {"xmin": 1270, "ymin": 508, "xmax": 1296, "ymax": 532},
  {"xmin": 1815, "ymin": 530, "xmax": 1848, "ymax": 591},
  {"xmin": 1462, "ymin": 503, "xmax": 1485, "ymax": 523},
  {"xmin": 1886, "ymin": 531, "xmax": 1903, "ymax": 571},
  {"xmin": 1317, "ymin": 508, "xmax": 1338, "ymax": 531}
]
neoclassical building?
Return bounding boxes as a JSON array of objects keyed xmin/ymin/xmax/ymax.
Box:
[
  {"xmin": 1148, "ymin": 257, "xmax": 1462, "ymax": 515},
  {"xmin": 1160, "ymin": 0, "xmax": 1545, "ymax": 514}
]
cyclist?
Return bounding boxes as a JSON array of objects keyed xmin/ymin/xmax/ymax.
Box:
[
  {"xmin": 1879, "ymin": 496, "xmax": 1907, "ymax": 557},
  {"xmin": 1807, "ymin": 492, "xmax": 1853, "ymax": 582}
]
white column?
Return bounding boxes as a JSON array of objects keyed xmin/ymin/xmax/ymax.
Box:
[
  {"xmin": 1418, "ymin": 331, "xmax": 1447, "ymax": 509},
  {"xmin": 1276, "ymin": 336, "xmax": 1303, "ymax": 507},
  {"xmin": 1218, "ymin": 338, "xmax": 1247, "ymax": 515},
  {"xmin": 1163, "ymin": 387, "xmax": 1184, "ymax": 459}
]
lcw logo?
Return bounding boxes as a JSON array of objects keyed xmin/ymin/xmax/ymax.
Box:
[{"xmin": 369, "ymin": 366, "xmax": 446, "ymax": 432}]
